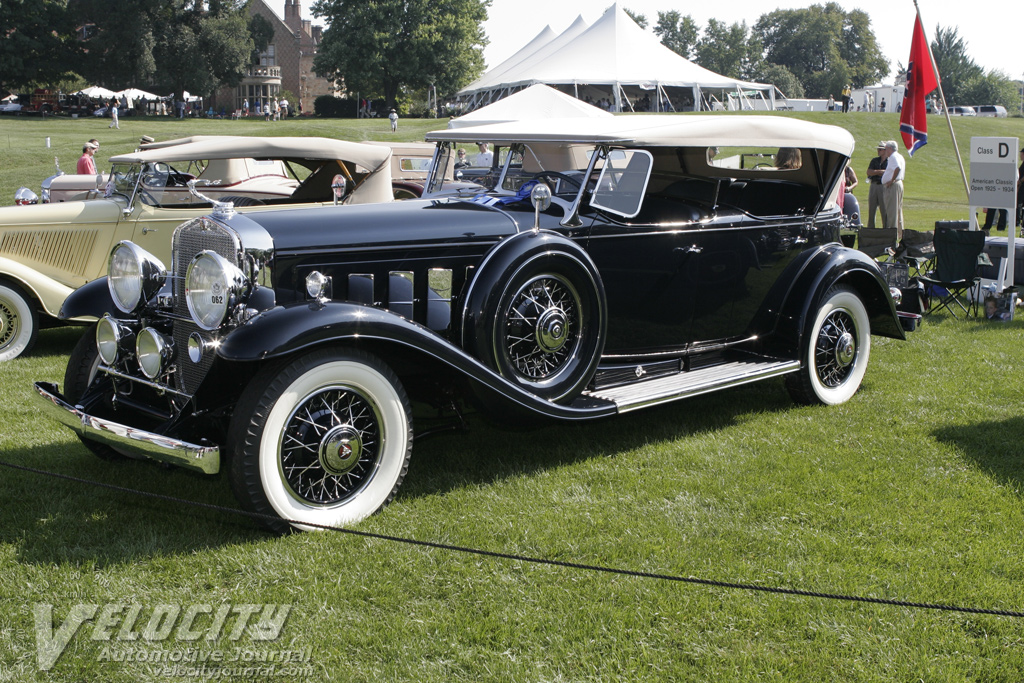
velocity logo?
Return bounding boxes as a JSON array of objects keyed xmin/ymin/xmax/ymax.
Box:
[{"xmin": 33, "ymin": 602, "xmax": 292, "ymax": 671}]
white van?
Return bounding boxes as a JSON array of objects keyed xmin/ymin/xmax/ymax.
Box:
[
  {"xmin": 949, "ymin": 106, "xmax": 977, "ymax": 116},
  {"xmin": 975, "ymin": 105, "xmax": 1008, "ymax": 118}
]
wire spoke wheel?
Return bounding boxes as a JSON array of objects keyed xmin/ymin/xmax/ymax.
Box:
[
  {"xmin": 230, "ymin": 349, "xmax": 412, "ymax": 533},
  {"xmin": 786, "ymin": 285, "xmax": 870, "ymax": 406},
  {"xmin": 502, "ymin": 275, "xmax": 581, "ymax": 382},
  {"xmin": 814, "ymin": 309, "xmax": 858, "ymax": 388},
  {"xmin": 280, "ymin": 385, "xmax": 382, "ymax": 506}
]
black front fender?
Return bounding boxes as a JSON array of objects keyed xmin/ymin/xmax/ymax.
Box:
[
  {"xmin": 215, "ymin": 301, "xmax": 618, "ymax": 421},
  {"xmin": 59, "ymin": 277, "xmax": 117, "ymax": 320}
]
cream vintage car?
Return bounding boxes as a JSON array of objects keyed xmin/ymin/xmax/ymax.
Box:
[{"xmin": 0, "ymin": 136, "xmax": 404, "ymax": 361}]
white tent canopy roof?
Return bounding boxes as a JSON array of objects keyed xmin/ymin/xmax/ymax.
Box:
[
  {"xmin": 116, "ymin": 88, "xmax": 159, "ymax": 100},
  {"xmin": 75, "ymin": 86, "xmax": 117, "ymax": 99},
  {"xmin": 459, "ymin": 3, "xmax": 775, "ymax": 101},
  {"xmin": 448, "ymin": 84, "xmax": 612, "ymax": 128},
  {"xmin": 460, "ymin": 24, "xmax": 558, "ymax": 96}
]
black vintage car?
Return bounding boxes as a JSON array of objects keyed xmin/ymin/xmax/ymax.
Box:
[{"xmin": 35, "ymin": 116, "xmax": 914, "ymax": 532}]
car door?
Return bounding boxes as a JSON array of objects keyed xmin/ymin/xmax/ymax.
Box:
[
  {"xmin": 580, "ymin": 149, "xmax": 699, "ymax": 354},
  {"xmin": 686, "ymin": 215, "xmax": 814, "ymax": 343}
]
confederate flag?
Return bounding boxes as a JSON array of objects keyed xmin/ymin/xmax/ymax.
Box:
[{"xmin": 899, "ymin": 15, "xmax": 939, "ymax": 156}]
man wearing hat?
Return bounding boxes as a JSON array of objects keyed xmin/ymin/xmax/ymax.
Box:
[
  {"xmin": 880, "ymin": 140, "xmax": 905, "ymax": 239},
  {"xmin": 77, "ymin": 141, "xmax": 98, "ymax": 175},
  {"xmin": 864, "ymin": 141, "xmax": 888, "ymax": 228}
]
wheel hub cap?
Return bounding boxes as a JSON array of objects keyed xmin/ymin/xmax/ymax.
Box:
[
  {"xmin": 535, "ymin": 307, "xmax": 568, "ymax": 353},
  {"xmin": 318, "ymin": 425, "xmax": 363, "ymax": 476},
  {"xmin": 835, "ymin": 332, "xmax": 855, "ymax": 367}
]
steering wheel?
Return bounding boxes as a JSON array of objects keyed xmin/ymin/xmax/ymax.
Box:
[{"xmin": 533, "ymin": 171, "xmax": 582, "ymax": 193}]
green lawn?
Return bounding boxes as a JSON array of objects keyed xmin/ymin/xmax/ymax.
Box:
[{"xmin": 2, "ymin": 113, "xmax": 1024, "ymax": 682}]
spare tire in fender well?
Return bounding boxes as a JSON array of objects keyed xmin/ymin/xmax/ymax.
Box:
[{"xmin": 461, "ymin": 230, "xmax": 607, "ymax": 403}]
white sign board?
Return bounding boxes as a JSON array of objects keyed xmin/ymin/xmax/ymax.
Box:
[
  {"xmin": 970, "ymin": 137, "xmax": 1018, "ymax": 211},
  {"xmin": 970, "ymin": 136, "xmax": 1019, "ymax": 292}
]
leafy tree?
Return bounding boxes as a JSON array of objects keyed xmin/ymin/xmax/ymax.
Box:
[
  {"xmin": 67, "ymin": 0, "xmax": 255, "ymax": 98},
  {"xmin": 623, "ymin": 8, "xmax": 647, "ymax": 30},
  {"xmin": 929, "ymin": 25, "xmax": 983, "ymax": 106},
  {"xmin": 312, "ymin": 0, "xmax": 489, "ymax": 109},
  {"xmin": 753, "ymin": 3, "xmax": 887, "ymax": 98},
  {"xmin": 696, "ymin": 20, "xmax": 761, "ymax": 80},
  {"xmin": 961, "ymin": 71, "xmax": 1019, "ymax": 110},
  {"xmin": 753, "ymin": 63, "xmax": 805, "ymax": 99},
  {"xmin": 248, "ymin": 13, "xmax": 275, "ymax": 64},
  {"xmin": 654, "ymin": 11, "xmax": 699, "ymax": 60},
  {"xmin": 0, "ymin": 0, "xmax": 79, "ymax": 94}
]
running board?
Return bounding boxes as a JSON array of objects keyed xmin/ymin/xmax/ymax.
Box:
[{"xmin": 584, "ymin": 358, "xmax": 801, "ymax": 413}]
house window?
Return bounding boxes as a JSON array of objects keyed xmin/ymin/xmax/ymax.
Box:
[{"xmin": 260, "ymin": 44, "xmax": 276, "ymax": 67}]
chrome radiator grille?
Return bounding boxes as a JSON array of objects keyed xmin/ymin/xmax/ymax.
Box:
[{"xmin": 171, "ymin": 219, "xmax": 241, "ymax": 394}]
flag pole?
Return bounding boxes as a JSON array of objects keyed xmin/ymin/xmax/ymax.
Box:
[{"xmin": 913, "ymin": 0, "xmax": 970, "ymax": 201}]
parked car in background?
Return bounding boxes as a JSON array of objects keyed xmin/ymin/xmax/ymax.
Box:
[
  {"xmin": 0, "ymin": 100, "xmax": 23, "ymax": 114},
  {"xmin": 36, "ymin": 115, "xmax": 914, "ymax": 532},
  {"xmin": 974, "ymin": 105, "xmax": 1008, "ymax": 118},
  {"xmin": 0, "ymin": 136, "xmax": 409, "ymax": 360},
  {"xmin": 948, "ymin": 106, "xmax": 976, "ymax": 116}
]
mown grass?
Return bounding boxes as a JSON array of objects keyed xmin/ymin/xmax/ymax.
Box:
[{"xmin": 1, "ymin": 112, "xmax": 1024, "ymax": 681}]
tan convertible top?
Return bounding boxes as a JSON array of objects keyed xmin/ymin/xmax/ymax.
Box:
[
  {"xmin": 109, "ymin": 136, "xmax": 395, "ymax": 205},
  {"xmin": 426, "ymin": 115, "xmax": 855, "ymax": 156},
  {"xmin": 111, "ymin": 136, "xmax": 393, "ymax": 171}
]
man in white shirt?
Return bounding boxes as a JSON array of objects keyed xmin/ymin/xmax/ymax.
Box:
[
  {"xmin": 881, "ymin": 140, "xmax": 905, "ymax": 239},
  {"xmin": 474, "ymin": 142, "xmax": 493, "ymax": 167}
]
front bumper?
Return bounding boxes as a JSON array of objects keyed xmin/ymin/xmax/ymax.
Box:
[{"xmin": 33, "ymin": 382, "xmax": 220, "ymax": 474}]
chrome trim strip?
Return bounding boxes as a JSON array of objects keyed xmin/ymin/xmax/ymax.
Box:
[
  {"xmin": 585, "ymin": 359, "xmax": 800, "ymax": 413},
  {"xmin": 33, "ymin": 382, "xmax": 220, "ymax": 474}
]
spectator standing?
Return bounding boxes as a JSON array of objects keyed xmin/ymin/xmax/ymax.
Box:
[
  {"xmin": 841, "ymin": 84, "xmax": 852, "ymax": 113},
  {"xmin": 881, "ymin": 140, "xmax": 905, "ymax": 239},
  {"xmin": 474, "ymin": 142, "xmax": 493, "ymax": 167},
  {"xmin": 243, "ymin": 98, "xmax": 249, "ymax": 116},
  {"xmin": 77, "ymin": 141, "xmax": 98, "ymax": 174},
  {"xmin": 108, "ymin": 101, "xmax": 119, "ymax": 129},
  {"xmin": 388, "ymin": 108, "xmax": 398, "ymax": 132},
  {"xmin": 864, "ymin": 141, "xmax": 888, "ymax": 228},
  {"xmin": 880, "ymin": 98, "xmax": 886, "ymax": 112}
]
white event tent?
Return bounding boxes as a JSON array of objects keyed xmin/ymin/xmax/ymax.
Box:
[
  {"xmin": 448, "ymin": 84, "xmax": 612, "ymax": 128},
  {"xmin": 457, "ymin": 3, "xmax": 779, "ymax": 113}
]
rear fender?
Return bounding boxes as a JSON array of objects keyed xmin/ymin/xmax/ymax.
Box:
[{"xmin": 768, "ymin": 245, "xmax": 904, "ymax": 358}]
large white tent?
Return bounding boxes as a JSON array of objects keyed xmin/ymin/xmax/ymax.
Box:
[
  {"xmin": 458, "ymin": 3, "xmax": 779, "ymax": 113},
  {"xmin": 74, "ymin": 86, "xmax": 117, "ymax": 100},
  {"xmin": 448, "ymin": 84, "xmax": 612, "ymax": 128}
]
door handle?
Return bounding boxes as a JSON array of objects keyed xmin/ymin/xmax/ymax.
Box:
[{"xmin": 674, "ymin": 245, "xmax": 703, "ymax": 255}]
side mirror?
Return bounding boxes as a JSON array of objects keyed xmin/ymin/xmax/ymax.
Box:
[
  {"xmin": 331, "ymin": 174, "xmax": 347, "ymax": 205},
  {"xmin": 530, "ymin": 182, "xmax": 552, "ymax": 232}
]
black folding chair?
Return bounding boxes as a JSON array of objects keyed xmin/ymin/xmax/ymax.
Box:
[
  {"xmin": 856, "ymin": 228, "xmax": 899, "ymax": 259},
  {"xmin": 918, "ymin": 227, "xmax": 986, "ymax": 318}
]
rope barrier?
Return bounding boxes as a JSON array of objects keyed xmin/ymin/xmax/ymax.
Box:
[{"xmin": 2, "ymin": 458, "xmax": 1022, "ymax": 619}]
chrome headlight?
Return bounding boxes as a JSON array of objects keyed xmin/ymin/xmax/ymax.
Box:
[
  {"xmin": 108, "ymin": 242, "xmax": 167, "ymax": 314},
  {"xmin": 96, "ymin": 314, "xmax": 133, "ymax": 365},
  {"xmin": 185, "ymin": 251, "xmax": 248, "ymax": 330},
  {"xmin": 136, "ymin": 327, "xmax": 174, "ymax": 379}
]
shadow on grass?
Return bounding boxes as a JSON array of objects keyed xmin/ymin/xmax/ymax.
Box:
[
  {"xmin": 0, "ymin": 442, "xmax": 263, "ymax": 566},
  {"xmin": 933, "ymin": 416, "xmax": 1024, "ymax": 494},
  {"xmin": 25, "ymin": 325, "xmax": 86, "ymax": 359},
  {"xmin": 3, "ymin": 377, "xmax": 798, "ymax": 563},
  {"xmin": 402, "ymin": 378, "xmax": 797, "ymax": 499}
]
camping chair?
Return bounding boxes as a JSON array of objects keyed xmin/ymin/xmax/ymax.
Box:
[
  {"xmin": 895, "ymin": 228, "xmax": 935, "ymax": 277},
  {"xmin": 857, "ymin": 227, "xmax": 899, "ymax": 259},
  {"xmin": 917, "ymin": 227, "xmax": 987, "ymax": 318}
]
